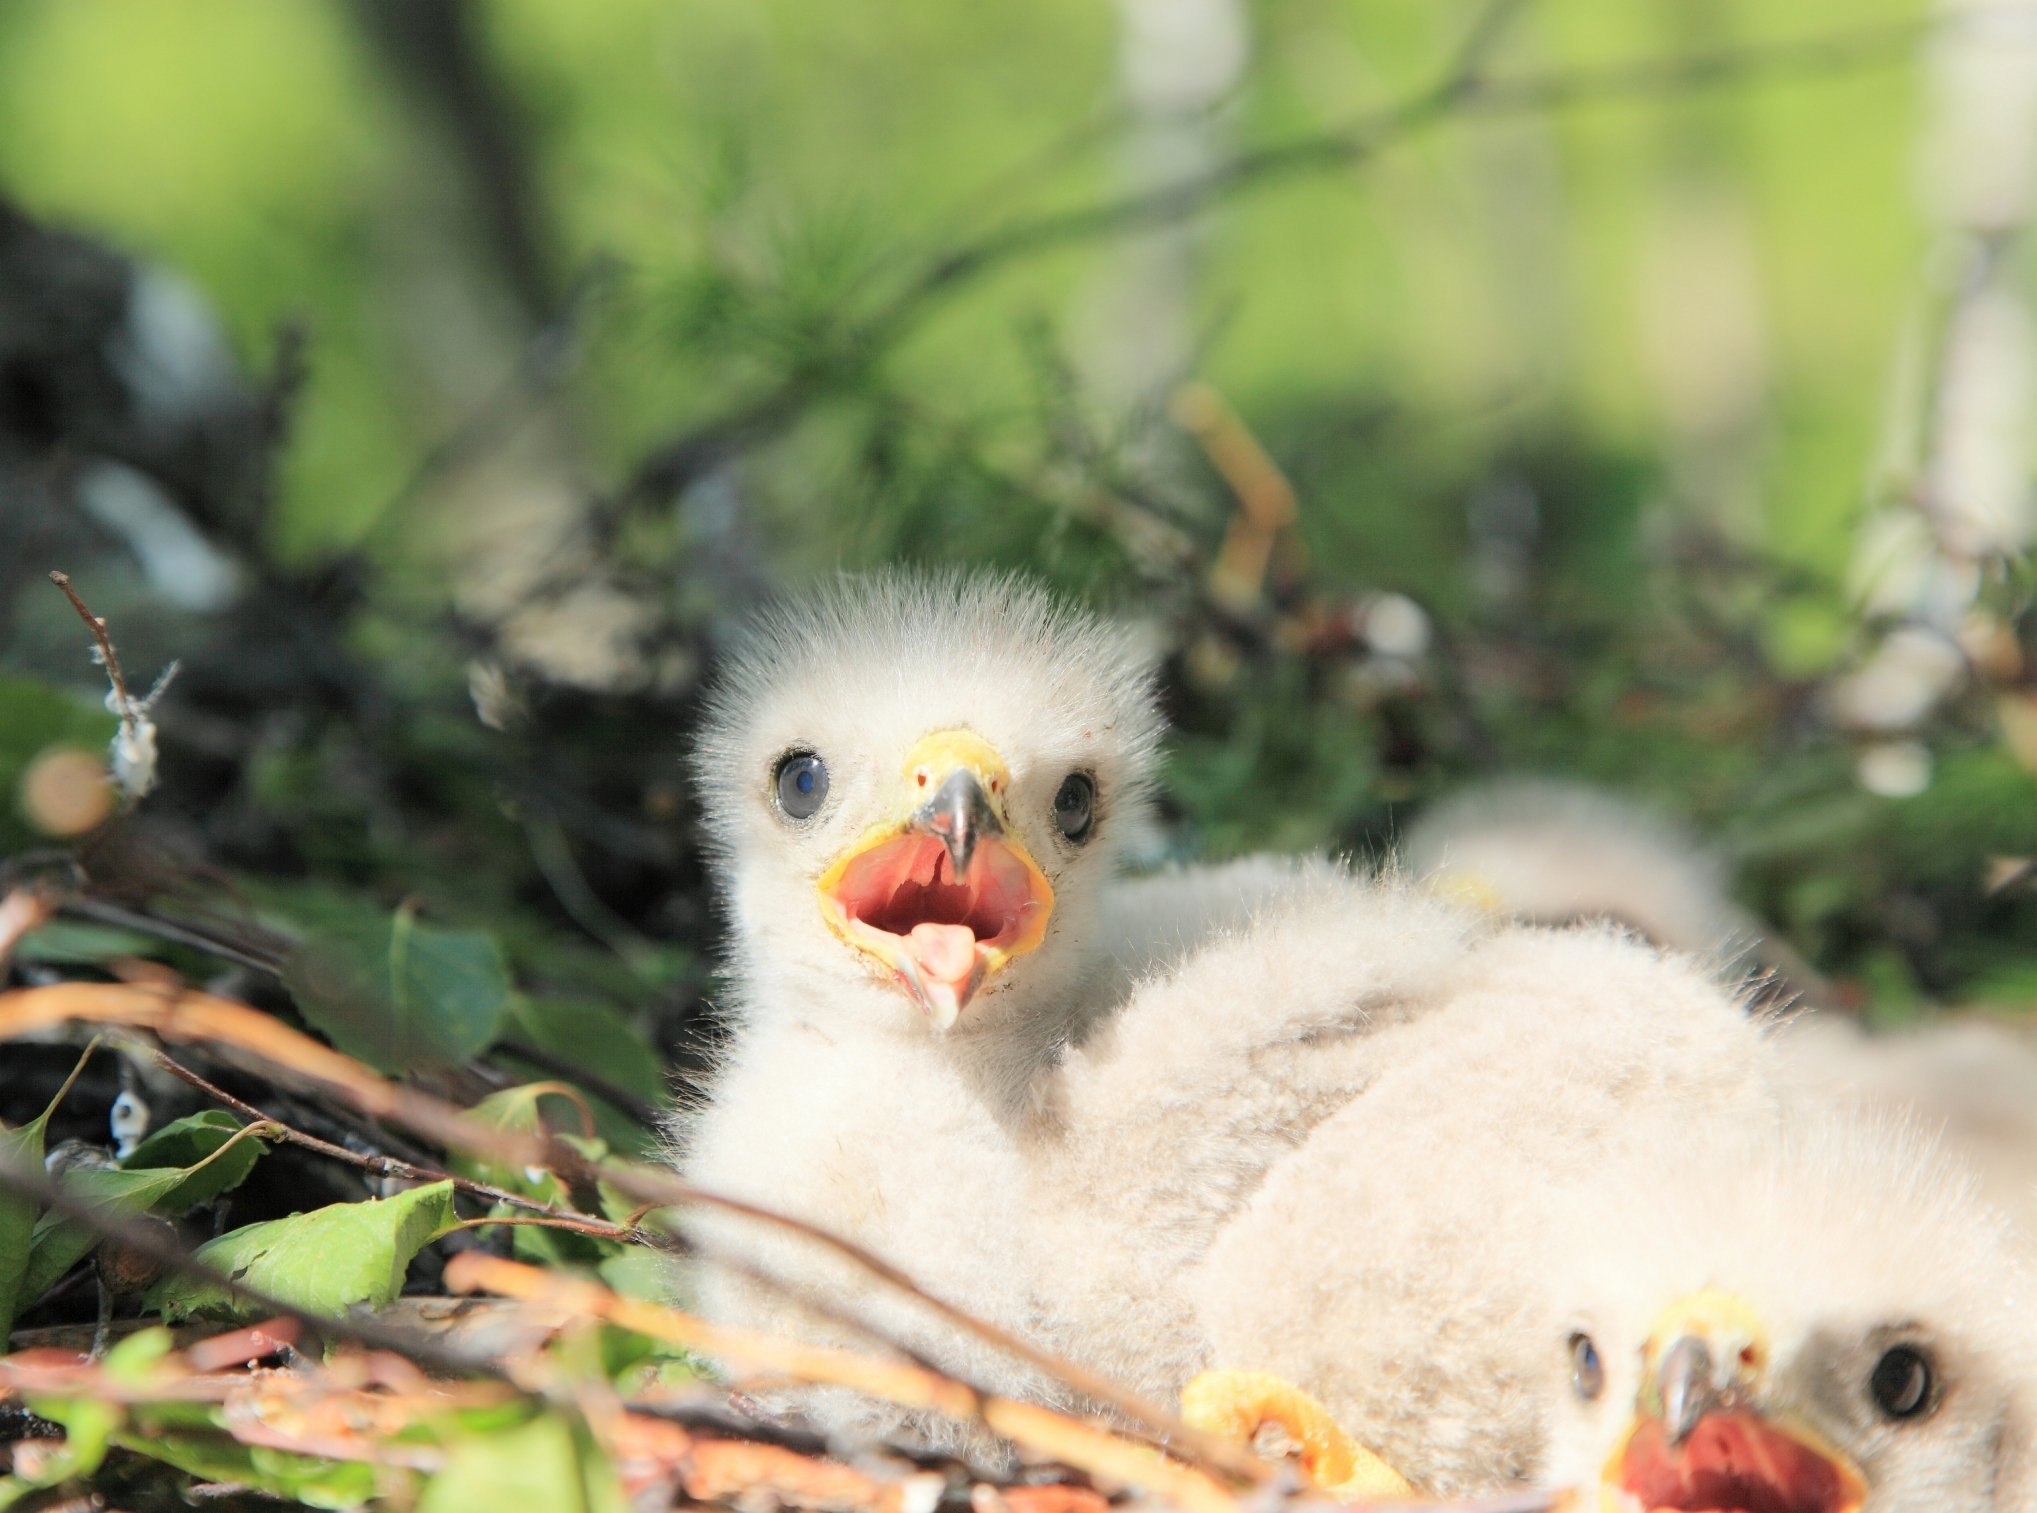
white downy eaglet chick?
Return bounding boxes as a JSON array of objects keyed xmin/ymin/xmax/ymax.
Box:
[
  {"xmin": 1544, "ymin": 1111, "xmax": 2037, "ymax": 1513},
  {"xmin": 1179, "ymin": 924, "xmax": 1779, "ymax": 1500},
  {"xmin": 676, "ymin": 570, "xmax": 1164, "ymax": 1405}
]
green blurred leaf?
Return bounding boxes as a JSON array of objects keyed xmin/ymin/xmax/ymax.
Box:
[
  {"xmin": 102, "ymin": 1324, "xmax": 177, "ymax": 1380},
  {"xmin": 505, "ymin": 994, "xmax": 666, "ymax": 1107},
  {"xmin": 418, "ymin": 1411, "xmax": 628, "ymax": 1513},
  {"xmin": 149, "ymin": 1180, "xmax": 457, "ymax": 1322},
  {"xmin": 283, "ymin": 901, "xmax": 511, "ymax": 1072},
  {"xmin": 8, "ymin": 921, "xmax": 156, "ymax": 964},
  {"xmin": 0, "ymin": 674, "xmax": 119, "ymax": 849},
  {"xmin": 12, "ymin": 1393, "xmax": 117, "ymax": 1488},
  {"xmin": 0, "ymin": 1041, "xmax": 88, "ymax": 1335},
  {"xmin": 109, "ymin": 1430, "xmax": 379, "ymax": 1510},
  {"xmin": 453, "ymin": 1083, "xmax": 589, "ymax": 1199}
]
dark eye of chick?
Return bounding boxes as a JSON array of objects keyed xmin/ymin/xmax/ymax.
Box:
[
  {"xmin": 773, "ymin": 751, "xmax": 829, "ymax": 821},
  {"xmin": 1569, "ymin": 1333, "xmax": 1604, "ymax": 1401},
  {"xmin": 1869, "ymin": 1345, "xmax": 1934, "ymax": 1421},
  {"xmin": 1053, "ymin": 772, "xmax": 1096, "ymax": 843}
]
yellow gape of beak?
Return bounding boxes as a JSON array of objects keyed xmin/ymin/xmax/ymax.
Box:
[
  {"xmin": 816, "ymin": 728, "xmax": 1055, "ymax": 1030},
  {"xmin": 1601, "ymin": 1289, "xmax": 1865, "ymax": 1513}
]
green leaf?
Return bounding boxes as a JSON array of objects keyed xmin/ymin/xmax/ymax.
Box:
[
  {"xmin": 418, "ymin": 1411, "xmax": 628, "ymax": 1513},
  {"xmin": 24, "ymin": 1168, "xmax": 199, "ymax": 1305},
  {"xmin": 283, "ymin": 901, "xmax": 511, "ymax": 1071},
  {"xmin": 0, "ymin": 1122, "xmax": 42, "ymax": 1341},
  {"xmin": 17, "ymin": 1112, "xmax": 269, "ymax": 1310},
  {"xmin": 453, "ymin": 1085, "xmax": 598, "ymax": 1196},
  {"xmin": 120, "ymin": 1110, "xmax": 268, "ymax": 1211},
  {"xmin": 102, "ymin": 1325, "xmax": 177, "ymax": 1381},
  {"xmin": 502, "ymin": 995, "xmax": 665, "ymax": 1154},
  {"xmin": 1, "ymin": 1041, "xmax": 95, "ymax": 1335},
  {"xmin": 147, "ymin": 1180, "xmax": 457, "ymax": 1322}
]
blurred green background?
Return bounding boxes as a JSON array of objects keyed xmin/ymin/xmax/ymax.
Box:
[{"xmin": 1, "ymin": 0, "xmax": 2033, "ymax": 1078}]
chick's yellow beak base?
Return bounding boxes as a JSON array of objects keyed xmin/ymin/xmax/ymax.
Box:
[{"xmin": 816, "ymin": 728, "xmax": 1054, "ymax": 1029}]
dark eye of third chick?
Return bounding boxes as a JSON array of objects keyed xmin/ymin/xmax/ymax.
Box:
[
  {"xmin": 774, "ymin": 751, "xmax": 828, "ymax": 821},
  {"xmin": 1053, "ymin": 772, "xmax": 1096, "ymax": 843},
  {"xmin": 1869, "ymin": 1345, "xmax": 1934, "ymax": 1421},
  {"xmin": 1569, "ymin": 1333, "xmax": 1604, "ymax": 1401}
]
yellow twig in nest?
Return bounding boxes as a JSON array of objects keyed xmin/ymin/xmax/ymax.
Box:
[
  {"xmin": 1171, "ymin": 383, "xmax": 1306, "ymax": 613},
  {"xmin": 446, "ymin": 1253, "xmax": 1243, "ymax": 1513}
]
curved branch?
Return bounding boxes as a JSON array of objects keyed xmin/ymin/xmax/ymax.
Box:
[{"xmin": 612, "ymin": 12, "xmax": 1931, "ymax": 509}]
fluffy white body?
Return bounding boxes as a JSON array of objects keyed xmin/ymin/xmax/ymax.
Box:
[
  {"xmin": 1545, "ymin": 1111, "xmax": 2037, "ymax": 1512},
  {"xmin": 1026, "ymin": 872, "xmax": 1488, "ymax": 1404},
  {"xmin": 1180, "ymin": 925, "xmax": 1778, "ymax": 1499},
  {"xmin": 678, "ymin": 573, "xmax": 2030, "ymax": 1513}
]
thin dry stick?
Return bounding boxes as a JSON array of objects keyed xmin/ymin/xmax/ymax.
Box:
[
  {"xmin": 0, "ymin": 981, "xmax": 1266, "ymax": 1486},
  {"xmin": 152, "ymin": 1050, "xmax": 651, "ymax": 1246},
  {"xmin": 444, "ymin": 1213, "xmax": 651, "ymax": 1242},
  {"xmin": 48, "ymin": 570, "xmax": 131, "ymax": 713},
  {"xmin": 446, "ymin": 1253, "xmax": 1244, "ymax": 1513}
]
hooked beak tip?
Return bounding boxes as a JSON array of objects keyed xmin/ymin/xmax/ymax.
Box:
[
  {"xmin": 918, "ymin": 767, "xmax": 999, "ymax": 880},
  {"xmin": 1658, "ymin": 1336, "xmax": 1716, "ymax": 1446},
  {"xmin": 940, "ymin": 829, "xmax": 976, "ymax": 880}
]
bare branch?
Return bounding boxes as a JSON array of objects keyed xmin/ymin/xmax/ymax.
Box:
[
  {"xmin": 612, "ymin": 14, "xmax": 1930, "ymax": 509},
  {"xmin": 48, "ymin": 569, "xmax": 131, "ymax": 713}
]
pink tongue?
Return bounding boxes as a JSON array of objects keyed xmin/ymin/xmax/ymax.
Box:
[
  {"xmin": 905, "ymin": 923, "xmax": 981, "ymax": 1029},
  {"xmin": 907, "ymin": 922, "xmax": 977, "ymax": 984}
]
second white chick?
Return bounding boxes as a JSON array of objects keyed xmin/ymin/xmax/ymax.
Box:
[
  {"xmin": 1411, "ymin": 776, "xmax": 2037, "ymax": 1257},
  {"xmin": 1402, "ymin": 777, "xmax": 1751, "ymax": 959},
  {"xmin": 1778, "ymin": 1014, "xmax": 2037, "ymax": 1254},
  {"xmin": 1544, "ymin": 1110, "xmax": 2037, "ymax": 1513},
  {"xmin": 1179, "ymin": 924, "xmax": 1778, "ymax": 1500}
]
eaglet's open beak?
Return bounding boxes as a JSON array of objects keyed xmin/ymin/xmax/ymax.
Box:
[
  {"xmin": 816, "ymin": 728, "xmax": 1054, "ymax": 1031},
  {"xmin": 1599, "ymin": 1289, "xmax": 1865, "ymax": 1513}
]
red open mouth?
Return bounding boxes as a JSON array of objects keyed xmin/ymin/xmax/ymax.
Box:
[
  {"xmin": 818, "ymin": 831, "xmax": 1053, "ymax": 1027},
  {"xmin": 1616, "ymin": 1414, "xmax": 1864, "ymax": 1513}
]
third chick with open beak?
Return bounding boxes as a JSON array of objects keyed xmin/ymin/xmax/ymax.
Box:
[
  {"xmin": 1548, "ymin": 1113, "xmax": 2037, "ymax": 1513},
  {"xmin": 1597, "ymin": 1289, "xmax": 1867, "ymax": 1513}
]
